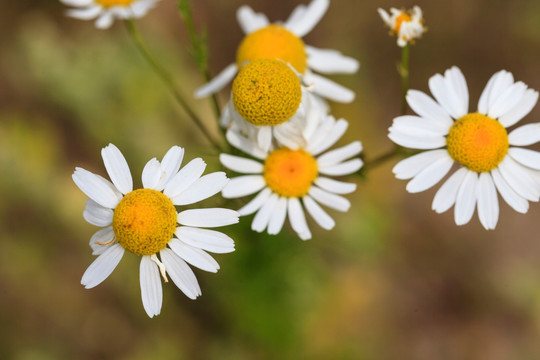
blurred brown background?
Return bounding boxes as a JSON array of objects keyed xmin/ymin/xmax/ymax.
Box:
[{"xmin": 2, "ymin": 0, "xmax": 540, "ymax": 359}]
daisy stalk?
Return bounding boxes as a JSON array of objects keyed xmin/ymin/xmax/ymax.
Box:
[
  {"xmin": 123, "ymin": 19, "xmax": 224, "ymax": 152},
  {"xmin": 399, "ymin": 43, "xmax": 410, "ymax": 115}
]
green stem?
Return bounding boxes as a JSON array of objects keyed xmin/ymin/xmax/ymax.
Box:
[
  {"xmin": 399, "ymin": 43, "xmax": 410, "ymax": 115},
  {"xmin": 363, "ymin": 146, "xmax": 400, "ymax": 172},
  {"xmin": 124, "ymin": 19, "xmax": 223, "ymax": 152}
]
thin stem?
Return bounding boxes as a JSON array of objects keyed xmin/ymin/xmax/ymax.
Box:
[
  {"xmin": 363, "ymin": 146, "xmax": 400, "ymax": 172},
  {"xmin": 124, "ymin": 19, "xmax": 223, "ymax": 152},
  {"xmin": 399, "ymin": 43, "xmax": 410, "ymax": 115}
]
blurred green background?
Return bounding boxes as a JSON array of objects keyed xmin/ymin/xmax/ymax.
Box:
[{"xmin": 3, "ymin": 0, "xmax": 540, "ymax": 359}]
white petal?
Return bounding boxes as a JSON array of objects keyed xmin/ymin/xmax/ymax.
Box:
[
  {"xmin": 406, "ymin": 154, "xmax": 454, "ymax": 193},
  {"xmin": 238, "ymin": 187, "xmax": 272, "ymax": 216},
  {"xmin": 274, "ymin": 121, "xmax": 306, "ymax": 150},
  {"xmin": 390, "ymin": 115, "xmax": 450, "ymax": 136},
  {"xmin": 498, "ymin": 89, "xmax": 539, "ymax": 128},
  {"xmin": 267, "ymin": 197, "xmax": 288, "ymax": 235},
  {"xmin": 432, "ymin": 167, "xmax": 468, "ymax": 213},
  {"xmin": 101, "ymin": 144, "xmax": 133, "ymax": 195},
  {"xmin": 160, "ymin": 249, "xmax": 201, "ymax": 299},
  {"xmin": 491, "ymin": 167, "xmax": 529, "ymax": 213},
  {"xmin": 508, "ymin": 148, "xmax": 540, "ymax": 170},
  {"xmin": 285, "ymin": 0, "xmax": 329, "ymax": 37},
  {"xmin": 428, "ymin": 70, "xmax": 466, "ymax": 119},
  {"xmin": 314, "ymin": 177, "xmax": 356, "ymax": 194},
  {"xmin": 236, "ymin": 5, "xmax": 269, "ymax": 34},
  {"xmin": 446, "ymin": 67, "xmax": 469, "ymax": 116},
  {"xmin": 168, "ymin": 238, "xmax": 219, "ymax": 273},
  {"xmin": 508, "ymin": 123, "xmax": 540, "ymax": 146},
  {"xmin": 163, "ymin": 158, "xmax": 206, "ymax": 199},
  {"xmin": 194, "ymin": 64, "xmax": 238, "ymax": 98},
  {"xmin": 316, "ymin": 141, "xmax": 362, "ymax": 167},
  {"xmin": 307, "ymin": 118, "xmax": 348, "ymax": 155},
  {"xmin": 498, "ymin": 156, "xmax": 540, "ymax": 201},
  {"xmin": 173, "ymin": 172, "xmax": 229, "ymax": 205},
  {"xmin": 305, "ymin": 46, "xmax": 359, "ymax": 74},
  {"xmin": 257, "ymin": 126, "xmax": 273, "ymax": 153},
  {"xmin": 485, "ymin": 71, "xmax": 515, "ymax": 113},
  {"xmin": 83, "ymin": 199, "xmax": 114, "ymax": 227},
  {"xmin": 303, "ymin": 195, "xmax": 335, "ymax": 230},
  {"xmin": 487, "ymin": 81, "xmax": 527, "ymax": 119},
  {"xmin": 61, "ymin": 0, "xmax": 93, "ymax": 6},
  {"xmin": 89, "ymin": 226, "xmax": 114, "ymax": 255},
  {"xmin": 219, "ymin": 154, "xmax": 263, "ymax": 174},
  {"xmin": 139, "ymin": 255, "xmax": 163, "ymax": 318},
  {"xmin": 95, "ymin": 12, "xmax": 115, "ymax": 29},
  {"xmin": 251, "ymin": 193, "xmax": 278, "ymax": 233},
  {"xmin": 304, "ymin": 72, "xmax": 355, "ymax": 103},
  {"xmin": 318, "ymin": 159, "xmax": 363, "ymax": 176},
  {"xmin": 65, "ymin": 6, "xmax": 101, "ymax": 20},
  {"xmin": 393, "ymin": 149, "xmax": 449, "ymax": 180},
  {"xmin": 175, "ymin": 227, "xmax": 235, "ymax": 254},
  {"xmin": 476, "ymin": 173, "xmax": 499, "ymax": 230},
  {"xmin": 454, "ymin": 170, "xmax": 478, "ymax": 226},
  {"xmin": 141, "ymin": 158, "xmax": 162, "ymax": 190},
  {"xmin": 388, "ymin": 129, "xmax": 446, "ymax": 150},
  {"xmin": 308, "ymin": 186, "xmax": 350, "ymax": 212},
  {"xmin": 160, "ymin": 146, "xmax": 184, "ymax": 187},
  {"xmin": 225, "ymin": 129, "xmax": 267, "ymax": 160},
  {"xmin": 406, "ymin": 90, "xmax": 453, "ymax": 131},
  {"xmin": 222, "ymin": 175, "xmax": 266, "ymax": 198},
  {"xmin": 287, "ymin": 198, "xmax": 311, "ymax": 240},
  {"xmin": 178, "ymin": 208, "xmax": 239, "ymax": 228},
  {"xmin": 73, "ymin": 167, "xmax": 122, "ymax": 209},
  {"xmin": 81, "ymin": 243, "xmax": 124, "ymax": 289}
]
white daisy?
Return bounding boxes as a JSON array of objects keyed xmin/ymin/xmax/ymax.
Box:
[
  {"xmin": 378, "ymin": 6, "xmax": 425, "ymax": 47},
  {"xmin": 72, "ymin": 144, "xmax": 238, "ymax": 317},
  {"xmin": 389, "ymin": 66, "xmax": 540, "ymax": 230},
  {"xmin": 195, "ymin": 0, "xmax": 359, "ymax": 103},
  {"xmin": 220, "ymin": 58, "xmax": 329, "ymax": 153},
  {"xmin": 220, "ymin": 115, "xmax": 362, "ymax": 240},
  {"xmin": 60, "ymin": 0, "xmax": 160, "ymax": 29}
]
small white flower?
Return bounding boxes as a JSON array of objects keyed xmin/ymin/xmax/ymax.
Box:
[
  {"xmin": 378, "ymin": 6, "xmax": 425, "ymax": 47},
  {"xmin": 221, "ymin": 115, "xmax": 362, "ymax": 240},
  {"xmin": 195, "ymin": 0, "xmax": 359, "ymax": 103},
  {"xmin": 73, "ymin": 144, "xmax": 238, "ymax": 317},
  {"xmin": 60, "ymin": 0, "xmax": 160, "ymax": 29},
  {"xmin": 389, "ymin": 66, "xmax": 540, "ymax": 229}
]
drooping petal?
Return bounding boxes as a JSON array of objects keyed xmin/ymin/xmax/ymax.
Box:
[
  {"xmin": 454, "ymin": 170, "xmax": 478, "ymax": 226},
  {"xmin": 476, "ymin": 173, "xmax": 499, "ymax": 230},
  {"xmin": 251, "ymin": 193, "xmax": 278, "ymax": 233},
  {"xmin": 432, "ymin": 167, "xmax": 468, "ymax": 214},
  {"xmin": 168, "ymin": 238, "xmax": 219, "ymax": 273},
  {"xmin": 303, "ymin": 195, "xmax": 335, "ymax": 230},
  {"xmin": 139, "ymin": 255, "xmax": 163, "ymax": 318},
  {"xmin": 81, "ymin": 243, "xmax": 124, "ymax": 289},
  {"xmin": 89, "ymin": 226, "xmax": 115, "ymax": 255},
  {"xmin": 160, "ymin": 249, "xmax": 201, "ymax": 299},
  {"xmin": 287, "ymin": 198, "xmax": 311, "ymax": 240},
  {"xmin": 83, "ymin": 199, "xmax": 114, "ymax": 227},
  {"xmin": 267, "ymin": 197, "xmax": 288, "ymax": 235}
]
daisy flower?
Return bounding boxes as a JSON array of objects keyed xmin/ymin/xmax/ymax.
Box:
[
  {"xmin": 389, "ymin": 66, "xmax": 540, "ymax": 229},
  {"xmin": 221, "ymin": 58, "xmax": 329, "ymax": 153},
  {"xmin": 60, "ymin": 0, "xmax": 160, "ymax": 29},
  {"xmin": 378, "ymin": 6, "xmax": 425, "ymax": 47},
  {"xmin": 72, "ymin": 144, "xmax": 238, "ymax": 317},
  {"xmin": 195, "ymin": 0, "xmax": 359, "ymax": 103},
  {"xmin": 220, "ymin": 115, "xmax": 362, "ymax": 240}
]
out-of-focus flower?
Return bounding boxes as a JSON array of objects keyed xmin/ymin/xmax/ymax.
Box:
[
  {"xmin": 195, "ymin": 0, "xmax": 359, "ymax": 103},
  {"xmin": 389, "ymin": 66, "xmax": 540, "ymax": 230},
  {"xmin": 378, "ymin": 6, "xmax": 425, "ymax": 47},
  {"xmin": 72, "ymin": 144, "xmax": 238, "ymax": 317},
  {"xmin": 60, "ymin": 0, "xmax": 160, "ymax": 29},
  {"xmin": 220, "ymin": 115, "xmax": 362, "ymax": 240}
]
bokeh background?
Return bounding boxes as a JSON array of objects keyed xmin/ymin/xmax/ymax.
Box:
[{"xmin": 3, "ymin": 0, "xmax": 540, "ymax": 359}]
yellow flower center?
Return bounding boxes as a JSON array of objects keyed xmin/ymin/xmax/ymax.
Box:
[
  {"xmin": 232, "ymin": 59, "xmax": 302, "ymax": 127},
  {"xmin": 236, "ymin": 25, "xmax": 307, "ymax": 74},
  {"xmin": 394, "ymin": 13, "xmax": 412, "ymax": 33},
  {"xmin": 112, "ymin": 189, "xmax": 177, "ymax": 255},
  {"xmin": 446, "ymin": 113, "xmax": 509, "ymax": 173},
  {"xmin": 96, "ymin": 0, "xmax": 135, "ymax": 7},
  {"xmin": 264, "ymin": 148, "xmax": 318, "ymax": 197}
]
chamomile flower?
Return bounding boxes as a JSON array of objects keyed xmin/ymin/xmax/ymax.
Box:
[
  {"xmin": 389, "ymin": 67, "xmax": 540, "ymax": 229},
  {"xmin": 221, "ymin": 58, "xmax": 329, "ymax": 153},
  {"xmin": 378, "ymin": 6, "xmax": 425, "ymax": 47},
  {"xmin": 220, "ymin": 115, "xmax": 362, "ymax": 240},
  {"xmin": 60, "ymin": 0, "xmax": 160, "ymax": 29},
  {"xmin": 195, "ymin": 0, "xmax": 359, "ymax": 103},
  {"xmin": 72, "ymin": 144, "xmax": 238, "ymax": 317}
]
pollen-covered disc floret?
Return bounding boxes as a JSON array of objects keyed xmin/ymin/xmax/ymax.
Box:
[
  {"xmin": 264, "ymin": 148, "xmax": 318, "ymax": 197},
  {"xmin": 447, "ymin": 113, "xmax": 508, "ymax": 173},
  {"xmin": 232, "ymin": 59, "xmax": 302, "ymax": 127},
  {"xmin": 112, "ymin": 189, "xmax": 177, "ymax": 255},
  {"xmin": 237, "ymin": 25, "xmax": 307, "ymax": 73}
]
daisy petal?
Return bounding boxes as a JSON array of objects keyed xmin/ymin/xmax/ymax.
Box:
[
  {"xmin": 168, "ymin": 238, "xmax": 219, "ymax": 273},
  {"xmin": 140, "ymin": 255, "xmax": 163, "ymax": 318},
  {"xmin": 194, "ymin": 64, "xmax": 238, "ymax": 98},
  {"xmin": 160, "ymin": 146, "xmax": 184, "ymax": 187},
  {"xmin": 478, "ymin": 70, "xmax": 514, "ymax": 114},
  {"xmin": 73, "ymin": 167, "xmax": 122, "ymax": 209},
  {"xmin": 89, "ymin": 226, "xmax": 114, "ymax": 255},
  {"xmin": 173, "ymin": 172, "xmax": 229, "ymax": 205},
  {"xmin": 390, "ymin": 115, "xmax": 449, "ymax": 136},
  {"xmin": 175, "ymin": 227, "xmax": 235, "ymax": 254},
  {"xmin": 498, "ymin": 156, "xmax": 540, "ymax": 201},
  {"xmin": 267, "ymin": 197, "xmax": 288, "ymax": 235},
  {"xmin": 316, "ymin": 141, "xmax": 362, "ymax": 167},
  {"xmin": 491, "ymin": 168, "xmax": 529, "ymax": 213},
  {"xmin": 306, "ymin": 46, "xmax": 359, "ymax": 74},
  {"xmin": 251, "ymin": 193, "xmax": 278, "ymax": 233},
  {"xmin": 220, "ymin": 154, "xmax": 263, "ymax": 174},
  {"xmin": 83, "ymin": 199, "xmax": 114, "ymax": 227},
  {"xmin": 95, "ymin": 12, "xmax": 115, "ymax": 29},
  {"xmin": 164, "ymin": 158, "xmax": 206, "ymax": 199},
  {"xmin": 286, "ymin": 0, "xmax": 329, "ymax": 37},
  {"xmin": 406, "ymin": 90, "xmax": 453, "ymax": 131},
  {"xmin": 393, "ymin": 149, "xmax": 449, "ymax": 180},
  {"xmin": 81, "ymin": 243, "xmax": 124, "ymax": 289},
  {"xmin": 308, "ymin": 186, "xmax": 350, "ymax": 212},
  {"xmin": 454, "ymin": 170, "xmax": 478, "ymax": 226},
  {"xmin": 508, "ymin": 148, "xmax": 540, "ymax": 170},
  {"xmin": 428, "ymin": 69, "xmax": 467, "ymax": 120},
  {"xmin": 498, "ymin": 89, "xmax": 539, "ymax": 128},
  {"xmin": 432, "ymin": 167, "xmax": 468, "ymax": 214},
  {"xmin": 476, "ymin": 173, "xmax": 499, "ymax": 230},
  {"xmin": 225, "ymin": 130, "xmax": 267, "ymax": 160},
  {"xmin": 318, "ymin": 159, "xmax": 363, "ymax": 176},
  {"xmin": 178, "ymin": 208, "xmax": 239, "ymax": 228},
  {"xmin": 222, "ymin": 175, "xmax": 266, "ymax": 198},
  {"xmin": 508, "ymin": 123, "xmax": 540, "ymax": 146},
  {"xmin": 487, "ymin": 81, "xmax": 527, "ymax": 119},
  {"xmin": 288, "ymin": 197, "xmax": 312, "ymax": 240},
  {"xmin": 303, "ymin": 195, "xmax": 335, "ymax": 230},
  {"xmin": 101, "ymin": 144, "xmax": 133, "ymax": 194},
  {"xmin": 307, "ymin": 118, "xmax": 348, "ymax": 155},
  {"xmin": 236, "ymin": 5, "xmax": 269, "ymax": 34},
  {"xmin": 314, "ymin": 177, "xmax": 356, "ymax": 194},
  {"xmin": 160, "ymin": 249, "xmax": 201, "ymax": 299},
  {"xmin": 141, "ymin": 158, "xmax": 162, "ymax": 190},
  {"xmin": 388, "ymin": 129, "xmax": 446, "ymax": 150},
  {"xmin": 304, "ymin": 71, "xmax": 355, "ymax": 103},
  {"xmin": 406, "ymin": 154, "xmax": 453, "ymax": 193},
  {"xmin": 65, "ymin": 6, "xmax": 101, "ymax": 20},
  {"xmin": 238, "ymin": 187, "xmax": 272, "ymax": 216}
]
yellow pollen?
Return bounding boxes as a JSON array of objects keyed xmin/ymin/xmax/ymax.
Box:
[
  {"xmin": 394, "ymin": 13, "xmax": 412, "ymax": 33},
  {"xmin": 264, "ymin": 148, "xmax": 318, "ymax": 197},
  {"xmin": 446, "ymin": 113, "xmax": 509, "ymax": 173},
  {"xmin": 112, "ymin": 189, "xmax": 177, "ymax": 256},
  {"xmin": 96, "ymin": 0, "xmax": 135, "ymax": 7},
  {"xmin": 232, "ymin": 59, "xmax": 302, "ymax": 127},
  {"xmin": 237, "ymin": 24, "xmax": 307, "ymax": 73}
]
